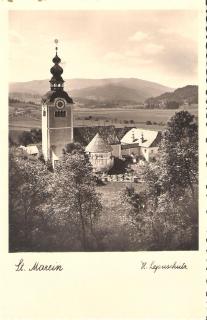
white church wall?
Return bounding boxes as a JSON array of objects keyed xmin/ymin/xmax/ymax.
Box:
[{"xmin": 42, "ymin": 105, "xmax": 48, "ymax": 161}]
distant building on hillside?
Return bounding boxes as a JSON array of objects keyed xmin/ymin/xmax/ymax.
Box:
[
  {"xmin": 120, "ymin": 128, "xmax": 161, "ymax": 162},
  {"xmin": 85, "ymin": 133, "xmax": 114, "ymax": 173}
]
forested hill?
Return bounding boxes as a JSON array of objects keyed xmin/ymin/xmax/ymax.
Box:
[
  {"xmin": 9, "ymin": 78, "xmax": 172, "ymax": 105},
  {"xmin": 145, "ymin": 85, "xmax": 198, "ymax": 108}
]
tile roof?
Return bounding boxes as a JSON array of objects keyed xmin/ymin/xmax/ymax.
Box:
[{"xmin": 121, "ymin": 128, "xmax": 161, "ymax": 148}]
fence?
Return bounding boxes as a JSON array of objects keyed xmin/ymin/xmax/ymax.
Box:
[{"xmin": 96, "ymin": 173, "xmax": 139, "ymax": 183}]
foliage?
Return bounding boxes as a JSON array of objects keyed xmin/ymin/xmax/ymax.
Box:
[
  {"xmin": 119, "ymin": 111, "xmax": 198, "ymax": 250},
  {"xmin": 145, "ymin": 85, "xmax": 198, "ymax": 108},
  {"xmin": 19, "ymin": 128, "xmax": 42, "ymax": 146},
  {"xmin": 9, "ymin": 146, "xmax": 103, "ymax": 251},
  {"xmin": 9, "ymin": 147, "xmax": 53, "ymax": 251},
  {"xmin": 64, "ymin": 142, "xmax": 85, "ymax": 155},
  {"xmin": 74, "ymin": 125, "xmax": 123, "ymax": 146},
  {"xmin": 158, "ymin": 110, "xmax": 198, "ymax": 198},
  {"xmin": 9, "ymin": 110, "xmax": 198, "ymax": 251},
  {"xmin": 49, "ymin": 152, "xmax": 102, "ymax": 250}
]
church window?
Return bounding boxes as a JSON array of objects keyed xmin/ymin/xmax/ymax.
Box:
[
  {"xmin": 55, "ymin": 111, "xmax": 66, "ymax": 117},
  {"xmin": 43, "ymin": 110, "xmax": 46, "ymax": 116}
]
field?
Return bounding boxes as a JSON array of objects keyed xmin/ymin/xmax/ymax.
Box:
[
  {"xmin": 95, "ymin": 181, "xmax": 146, "ymax": 251},
  {"xmin": 9, "ymin": 104, "xmax": 198, "ymax": 133},
  {"xmin": 74, "ymin": 105, "xmax": 198, "ymax": 128}
]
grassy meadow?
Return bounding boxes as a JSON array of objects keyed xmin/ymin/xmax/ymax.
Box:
[
  {"xmin": 95, "ymin": 182, "xmax": 146, "ymax": 251},
  {"xmin": 9, "ymin": 103, "xmax": 198, "ymax": 137}
]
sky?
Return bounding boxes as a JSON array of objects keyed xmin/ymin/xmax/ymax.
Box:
[{"xmin": 9, "ymin": 10, "xmax": 198, "ymax": 88}]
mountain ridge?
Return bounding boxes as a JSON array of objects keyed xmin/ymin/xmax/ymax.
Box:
[
  {"xmin": 9, "ymin": 78, "xmax": 173, "ymax": 104},
  {"xmin": 145, "ymin": 85, "xmax": 198, "ymax": 107}
]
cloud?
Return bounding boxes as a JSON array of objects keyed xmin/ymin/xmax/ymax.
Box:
[
  {"xmin": 129, "ymin": 31, "xmax": 148, "ymax": 42},
  {"xmin": 9, "ymin": 10, "xmax": 198, "ymax": 87},
  {"xmin": 143, "ymin": 43, "xmax": 164, "ymax": 55}
]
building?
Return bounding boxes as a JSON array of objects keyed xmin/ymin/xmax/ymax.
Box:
[
  {"xmin": 120, "ymin": 128, "xmax": 161, "ymax": 162},
  {"xmin": 85, "ymin": 133, "xmax": 114, "ymax": 173},
  {"xmin": 42, "ymin": 44, "xmax": 74, "ymax": 168},
  {"xmin": 19, "ymin": 145, "xmax": 39, "ymax": 158}
]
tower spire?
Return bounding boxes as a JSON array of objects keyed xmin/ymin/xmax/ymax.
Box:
[
  {"xmin": 50, "ymin": 39, "xmax": 64, "ymax": 91},
  {"xmin": 55, "ymin": 38, "xmax": 58, "ymax": 55}
]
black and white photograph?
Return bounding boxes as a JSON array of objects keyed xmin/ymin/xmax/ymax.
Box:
[{"xmin": 9, "ymin": 10, "xmax": 198, "ymax": 252}]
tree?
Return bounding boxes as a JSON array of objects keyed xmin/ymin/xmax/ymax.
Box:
[
  {"xmin": 158, "ymin": 110, "xmax": 198, "ymax": 199},
  {"xmin": 166, "ymin": 100, "xmax": 179, "ymax": 109},
  {"xmin": 30, "ymin": 128, "xmax": 42, "ymax": 143},
  {"xmin": 19, "ymin": 129, "xmax": 42, "ymax": 146},
  {"xmin": 64, "ymin": 142, "xmax": 85, "ymax": 155},
  {"xmin": 51, "ymin": 152, "xmax": 102, "ymax": 250},
  {"xmin": 119, "ymin": 111, "xmax": 198, "ymax": 250},
  {"xmin": 119, "ymin": 185, "xmax": 155, "ymax": 249},
  {"xmin": 19, "ymin": 131, "xmax": 33, "ymax": 146},
  {"xmin": 9, "ymin": 147, "xmax": 53, "ymax": 251}
]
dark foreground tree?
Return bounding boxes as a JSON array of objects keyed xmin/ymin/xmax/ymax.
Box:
[
  {"xmin": 158, "ymin": 110, "xmax": 198, "ymax": 199},
  {"xmin": 9, "ymin": 147, "xmax": 53, "ymax": 251},
  {"xmin": 18, "ymin": 129, "xmax": 42, "ymax": 146},
  {"xmin": 52, "ymin": 152, "xmax": 102, "ymax": 251}
]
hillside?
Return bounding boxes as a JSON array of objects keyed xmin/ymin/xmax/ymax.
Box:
[
  {"xmin": 9, "ymin": 78, "xmax": 172, "ymax": 105},
  {"xmin": 71, "ymin": 84, "xmax": 147, "ymax": 103},
  {"xmin": 145, "ymin": 85, "xmax": 198, "ymax": 108}
]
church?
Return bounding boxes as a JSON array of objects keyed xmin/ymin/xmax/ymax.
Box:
[
  {"xmin": 41, "ymin": 44, "xmax": 74, "ymax": 168},
  {"xmin": 41, "ymin": 44, "xmax": 161, "ymax": 170}
]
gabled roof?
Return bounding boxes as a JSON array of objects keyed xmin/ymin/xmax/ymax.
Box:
[
  {"xmin": 121, "ymin": 128, "xmax": 161, "ymax": 148},
  {"xmin": 24, "ymin": 145, "xmax": 39, "ymax": 155},
  {"xmin": 85, "ymin": 133, "xmax": 112, "ymax": 153}
]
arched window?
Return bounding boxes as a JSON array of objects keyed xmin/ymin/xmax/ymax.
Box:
[{"xmin": 55, "ymin": 111, "xmax": 66, "ymax": 117}]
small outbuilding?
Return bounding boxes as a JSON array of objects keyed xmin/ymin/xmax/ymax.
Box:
[{"xmin": 19, "ymin": 145, "xmax": 39, "ymax": 158}]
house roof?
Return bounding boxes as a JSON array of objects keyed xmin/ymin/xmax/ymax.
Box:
[
  {"xmin": 25, "ymin": 145, "xmax": 39, "ymax": 155},
  {"xmin": 121, "ymin": 128, "xmax": 161, "ymax": 148},
  {"xmin": 85, "ymin": 133, "xmax": 112, "ymax": 153}
]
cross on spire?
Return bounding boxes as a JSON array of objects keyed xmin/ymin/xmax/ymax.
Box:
[
  {"xmin": 54, "ymin": 38, "xmax": 58, "ymax": 54},
  {"xmin": 50, "ymin": 39, "xmax": 64, "ymax": 91}
]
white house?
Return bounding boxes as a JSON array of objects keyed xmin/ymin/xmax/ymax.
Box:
[
  {"xmin": 19, "ymin": 145, "xmax": 39, "ymax": 157},
  {"xmin": 120, "ymin": 128, "xmax": 161, "ymax": 162}
]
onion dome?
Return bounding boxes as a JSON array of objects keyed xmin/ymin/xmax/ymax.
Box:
[
  {"xmin": 52, "ymin": 53, "xmax": 61, "ymax": 64},
  {"xmin": 50, "ymin": 63, "xmax": 63, "ymax": 76},
  {"xmin": 42, "ymin": 40, "xmax": 74, "ymax": 104},
  {"xmin": 49, "ymin": 45, "xmax": 65, "ymax": 90}
]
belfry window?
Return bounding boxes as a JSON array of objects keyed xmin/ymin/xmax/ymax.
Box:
[
  {"xmin": 55, "ymin": 111, "xmax": 66, "ymax": 117},
  {"xmin": 43, "ymin": 110, "xmax": 46, "ymax": 116}
]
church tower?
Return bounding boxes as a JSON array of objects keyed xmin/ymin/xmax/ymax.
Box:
[{"xmin": 42, "ymin": 40, "xmax": 74, "ymax": 167}]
